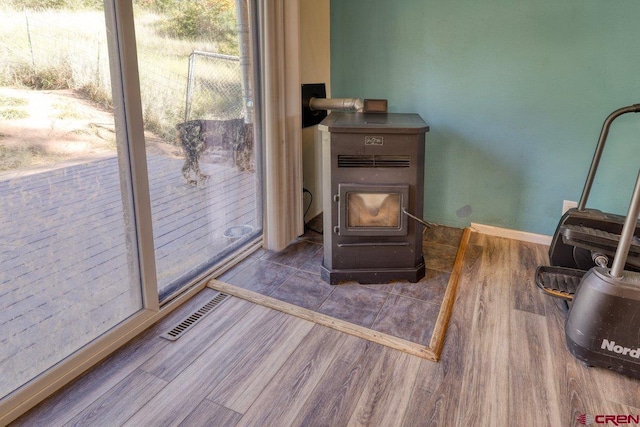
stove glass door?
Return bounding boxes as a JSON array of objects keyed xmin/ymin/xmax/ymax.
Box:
[{"xmin": 338, "ymin": 183, "xmax": 409, "ymax": 236}]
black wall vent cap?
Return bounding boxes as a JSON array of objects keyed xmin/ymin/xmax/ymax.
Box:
[{"xmin": 302, "ymin": 83, "xmax": 327, "ymax": 128}]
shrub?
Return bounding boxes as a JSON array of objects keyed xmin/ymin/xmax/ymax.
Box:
[
  {"xmin": 0, "ymin": 96, "xmax": 28, "ymax": 108},
  {"xmin": 134, "ymin": 0, "xmax": 175, "ymax": 14},
  {"xmin": 78, "ymin": 83, "xmax": 113, "ymax": 111},
  {"xmin": 7, "ymin": 0, "xmax": 103, "ymax": 11},
  {"xmin": 156, "ymin": 0, "xmax": 238, "ymax": 54},
  {"xmin": 14, "ymin": 62, "xmax": 72, "ymax": 90},
  {"xmin": 0, "ymin": 108, "xmax": 29, "ymax": 120}
]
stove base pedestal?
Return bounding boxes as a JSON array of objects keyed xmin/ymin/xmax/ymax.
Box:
[{"xmin": 320, "ymin": 259, "xmax": 425, "ymax": 286}]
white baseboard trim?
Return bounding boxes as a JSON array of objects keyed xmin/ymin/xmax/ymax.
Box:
[{"xmin": 470, "ymin": 223, "xmax": 552, "ymax": 245}]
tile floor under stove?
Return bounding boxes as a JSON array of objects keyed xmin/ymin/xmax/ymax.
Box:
[{"xmin": 218, "ymin": 217, "xmax": 464, "ymax": 346}]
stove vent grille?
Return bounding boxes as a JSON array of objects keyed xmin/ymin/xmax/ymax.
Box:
[{"xmin": 338, "ymin": 155, "xmax": 411, "ymax": 168}]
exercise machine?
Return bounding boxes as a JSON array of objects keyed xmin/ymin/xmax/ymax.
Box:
[
  {"xmin": 538, "ymin": 104, "xmax": 640, "ymax": 299},
  {"xmin": 564, "ymin": 169, "xmax": 640, "ymax": 378}
]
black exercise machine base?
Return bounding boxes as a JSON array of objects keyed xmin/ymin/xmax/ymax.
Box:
[{"xmin": 535, "ymin": 266, "xmax": 585, "ymax": 301}]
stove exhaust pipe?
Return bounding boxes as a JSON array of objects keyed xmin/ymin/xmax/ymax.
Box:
[
  {"xmin": 302, "ymin": 83, "xmax": 389, "ymax": 128},
  {"xmin": 309, "ymin": 97, "xmax": 364, "ymax": 113}
]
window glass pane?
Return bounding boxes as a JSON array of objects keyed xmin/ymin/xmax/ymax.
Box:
[
  {"xmin": 0, "ymin": 4, "xmax": 143, "ymax": 399},
  {"xmin": 347, "ymin": 193, "xmax": 401, "ymax": 228},
  {"xmin": 133, "ymin": 0, "xmax": 262, "ymax": 300}
]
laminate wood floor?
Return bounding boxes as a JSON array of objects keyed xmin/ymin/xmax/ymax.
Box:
[
  {"xmin": 12, "ymin": 232, "xmax": 640, "ymax": 426},
  {"xmin": 1, "ymin": 155, "xmax": 258, "ymax": 399}
]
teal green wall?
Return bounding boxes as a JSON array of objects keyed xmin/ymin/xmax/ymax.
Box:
[{"xmin": 331, "ymin": 0, "xmax": 640, "ymax": 235}]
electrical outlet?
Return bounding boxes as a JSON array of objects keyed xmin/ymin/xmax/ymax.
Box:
[{"xmin": 562, "ymin": 200, "xmax": 578, "ymax": 214}]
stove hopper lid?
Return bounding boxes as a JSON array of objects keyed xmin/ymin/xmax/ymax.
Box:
[{"xmin": 318, "ymin": 112, "xmax": 429, "ymax": 134}]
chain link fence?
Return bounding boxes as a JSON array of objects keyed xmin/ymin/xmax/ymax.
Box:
[
  {"xmin": 138, "ymin": 50, "xmax": 244, "ymax": 141},
  {"xmin": 0, "ymin": 10, "xmax": 111, "ymax": 95},
  {"xmin": 185, "ymin": 51, "xmax": 244, "ymax": 122},
  {"xmin": 0, "ymin": 9, "xmax": 245, "ymax": 144}
]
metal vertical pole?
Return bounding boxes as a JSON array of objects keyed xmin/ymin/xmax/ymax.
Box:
[
  {"xmin": 185, "ymin": 52, "xmax": 196, "ymax": 121},
  {"xmin": 236, "ymin": 0, "xmax": 253, "ymax": 123},
  {"xmin": 578, "ymin": 105, "xmax": 640, "ymax": 211},
  {"xmin": 25, "ymin": 11, "xmax": 35, "ymax": 68},
  {"xmin": 610, "ymin": 170, "xmax": 640, "ymax": 278}
]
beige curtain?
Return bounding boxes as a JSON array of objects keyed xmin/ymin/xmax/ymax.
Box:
[{"xmin": 260, "ymin": 0, "xmax": 304, "ymax": 251}]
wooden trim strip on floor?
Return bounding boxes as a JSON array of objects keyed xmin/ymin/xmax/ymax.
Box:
[
  {"xmin": 207, "ymin": 279, "xmax": 438, "ymax": 361},
  {"xmin": 207, "ymin": 227, "xmax": 471, "ymax": 362},
  {"xmin": 429, "ymin": 226, "xmax": 472, "ymax": 359}
]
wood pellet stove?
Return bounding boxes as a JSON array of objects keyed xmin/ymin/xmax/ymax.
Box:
[{"xmin": 318, "ymin": 112, "xmax": 429, "ymax": 285}]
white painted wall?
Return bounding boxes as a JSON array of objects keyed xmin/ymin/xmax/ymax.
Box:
[{"xmin": 300, "ymin": 0, "xmax": 330, "ymax": 222}]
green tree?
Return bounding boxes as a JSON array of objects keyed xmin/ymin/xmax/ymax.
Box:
[{"xmin": 158, "ymin": 0, "xmax": 238, "ymax": 54}]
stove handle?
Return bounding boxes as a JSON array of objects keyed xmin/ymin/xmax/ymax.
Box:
[{"xmin": 402, "ymin": 208, "xmax": 438, "ymax": 229}]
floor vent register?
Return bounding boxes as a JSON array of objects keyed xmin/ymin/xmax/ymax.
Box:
[{"xmin": 161, "ymin": 292, "xmax": 229, "ymax": 341}]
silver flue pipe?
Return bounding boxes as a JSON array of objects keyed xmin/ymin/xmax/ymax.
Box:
[{"xmin": 309, "ymin": 97, "xmax": 364, "ymax": 113}]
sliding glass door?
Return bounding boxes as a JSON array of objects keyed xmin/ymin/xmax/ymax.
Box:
[
  {"xmin": 0, "ymin": 0, "xmax": 261, "ymax": 417},
  {"xmin": 0, "ymin": 2, "xmax": 143, "ymax": 400},
  {"xmin": 132, "ymin": 0, "xmax": 262, "ymax": 300}
]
